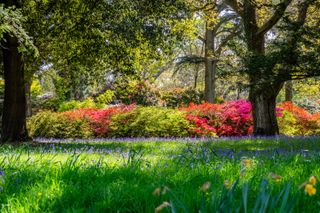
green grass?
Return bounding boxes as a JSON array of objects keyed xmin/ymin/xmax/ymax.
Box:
[{"xmin": 0, "ymin": 138, "xmax": 320, "ymax": 212}]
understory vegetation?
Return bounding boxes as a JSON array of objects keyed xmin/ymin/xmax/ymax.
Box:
[
  {"xmin": 0, "ymin": 138, "xmax": 319, "ymax": 212},
  {"xmin": 28, "ymin": 100, "xmax": 320, "ymax": 139}
]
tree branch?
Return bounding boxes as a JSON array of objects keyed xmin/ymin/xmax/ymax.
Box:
[
  {"xmin": 257, "ymin": 0, "xmax": 293, "ymax": 36},
  {"xmin": 216, "ymin": 29, "xmax": 241, "ymax": 55}
]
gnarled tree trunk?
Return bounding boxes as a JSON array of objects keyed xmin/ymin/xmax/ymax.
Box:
[
  {"xmin": 1, "ymin": 34, "xmax": 29, "ymax": 143},
  {"xmin": 249, "ymin": 82, "xmax": 283, "ymax": 135}
]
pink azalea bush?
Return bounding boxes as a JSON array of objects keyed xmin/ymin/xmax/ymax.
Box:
[{"xmin": 180, "ymin": 100, "xmax": 253, "ymax": 137}]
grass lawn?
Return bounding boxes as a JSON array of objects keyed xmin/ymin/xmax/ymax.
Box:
[{"xmin": 0, "ymin": 137, "xmax": 320, "ymax": 212}]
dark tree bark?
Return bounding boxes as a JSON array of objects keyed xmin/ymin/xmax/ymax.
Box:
[
  {"xmin": 1, "ymin": 34, "xmax": 29, "ymax": 143},
  {"xmin": 204, "ymin": 25, "xmax": 216, "ymax": 103},
  {"xmin": 285, "ymin": 81, "xmax": 293, "ymax": 102},
  {"xmin": 25, "ymin": 79, "xmax": 32, "ymax": 117},
  {"xmin": 249, "ymin": 82, "xmax": 283, "ymax": 135}
]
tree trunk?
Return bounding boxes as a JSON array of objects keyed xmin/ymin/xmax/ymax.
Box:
[
  {"xmin": 204, "ymin": 25, "xmax": 216, "ymax": 103},
  {"xmin": 25, "ymin": 79, "xmax": 32, "ymax": 117},
  {"xmin": 285, "ymin": 81, "xmax": 293, "ymax": 102},
  {"xmin": 1, "ymin": 34, "xmax": 29, "ymax": 143},
  {"xmin": 193, "ymin": 64, "xmax": 199, "ymax": 89},
  {"xmin": 249, "ymin": 84, "xmax": 282, "ymax": 136},
  {"xmin": 246, "ymin": 36, "xmax": 281, "ymax": 135}
]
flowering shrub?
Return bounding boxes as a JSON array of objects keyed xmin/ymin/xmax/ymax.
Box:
[
  {"xmin": 88, "ymin": 105, "xmax": 135, "ymax": 137},
  {"xmin": 278, "ymin": 102, "xmax": 320, "ymax": 135},
  {"xmin": 180, "ymin": 100, "xmax": 253, "ymax": 137},
  {"xmin": 27, "ymin": 100, "xmax": 320, "ymax": 138}
]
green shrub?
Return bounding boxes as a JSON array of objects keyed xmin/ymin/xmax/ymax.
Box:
[
  {"xmin": 96, "ymin": 90, "xmax": 115, "ymax": 105},
  {"xmin": 160, "ymin": 87, "xmax": 204, "ymax": 107},
  {"xmin": 30, "ymin": 80, "xmax": 42, "ymax": 98},
  {"xmin": 28, "ymin": 111, "xmax": 92, "ymax": 138},
  {"xmin": 36, "ymin": 98, "xmax": 62, "ymax": 111},
  {"xmin": 110, "ymin": 107, "xmax": 191, "ymax": 137},
  {"xmin": 58, "ymin": 98, "xmax": 98, "ymax": 112},
  {"xmin": 113, "ymin": 78, "xmax": 160, "ymax": 106}
]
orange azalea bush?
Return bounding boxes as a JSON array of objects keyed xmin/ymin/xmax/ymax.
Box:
[{"xmin": 278, "ymin": 102, "xmax": 320, "ymax": 135}]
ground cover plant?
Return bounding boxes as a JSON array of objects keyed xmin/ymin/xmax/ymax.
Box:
[{"xmin": 0, "ymin": 137, "xmax": 320, "ymax": 212}]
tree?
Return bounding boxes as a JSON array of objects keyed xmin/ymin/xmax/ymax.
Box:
[
  {"xmin": 0, "ymin": 2, "xmax": 38, "ymax": 142},
  {"xmin": 225, "ymin": 0, "xmax": 319, "ymax": 135},
  {"xmin": 175, "ymin": 0, "xmax": 241, "ymax": 103},
  {"xmin": 1, "ymin": 0, "xmax": 194, "ymax": 143}
]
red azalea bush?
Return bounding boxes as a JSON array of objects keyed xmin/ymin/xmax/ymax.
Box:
[
  {"xmin": 87, "ymin": 104, "xmax": 135, "ymax": 137},
  {"xmin": 180, "ymin": 100, "xmax": 253, "ymax": 137},
  {"xmin": 63, "ymin": 104, "xmax": 136, "ymax": 137}
]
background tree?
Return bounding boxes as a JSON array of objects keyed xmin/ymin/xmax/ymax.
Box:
[{"xmin": 225, "ymin": 0, "xmax": 320, "ymax": 135}]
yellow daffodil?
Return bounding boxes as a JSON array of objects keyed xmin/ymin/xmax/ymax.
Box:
[
  {"xmin": 309, "ymin": 176, "xmax": 316, "ymax": 186},
  {"xmin": 305, "ymin": 184, "xmax": 317, "ymax": 196}
]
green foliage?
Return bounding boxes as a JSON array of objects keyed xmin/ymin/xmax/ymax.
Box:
[
  {"xmin": 160, "ymin": 87, "xmax": 204, "ymax": 107},
  {"xmin": 95, "ymin": 90, "xmax": 115, "ymax": 105},
  {"xmin": 36, "ymin": 98, "xmax": 62, "ymax": 112},
  {"xmin": 58, "ymin": 98, "xmax": 99, "ymax": 112},
  {"xmin": 30, "ymin": 80, "xmax": 42, "ymax": 98},
  {"xmin": 27, "ymin": 111, "xmax": 92, "ymax": 138},
  {"xmin": 113, "ymin": 78, "xmax": 160, "ymax": 106},
  {"xmin": 110, "ymin": 107, "xmax": 191, "ymax": 137},
  {"xmin": 0, "ymin": 4, "xmax": 38, "ymax": 56}
]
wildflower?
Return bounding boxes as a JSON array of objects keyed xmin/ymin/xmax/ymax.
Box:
[
  {"xmin": 152, "ymin": 187, "xmax": 161, "ymax": 196},
  {"xmin": 309, "ymin": 176, "xmax": 316, "ymax": 186},
  {"xmin": 224, "ymin": 180, "xmax": 232, "ymax": 189},
  {"xmin": 305, "ymin": 184, "xmax": 316, "ymax": 196},
  {"xmin": 155, "ymin": 201, "xmax": 170, "ymax": 213},
  {"xmin": 269, "ymin": 173, "xmax": 282, "ymax": 182},
  {"xmin": 200, "ymin": 181, "xmax": 211, "ymax": 192}
]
